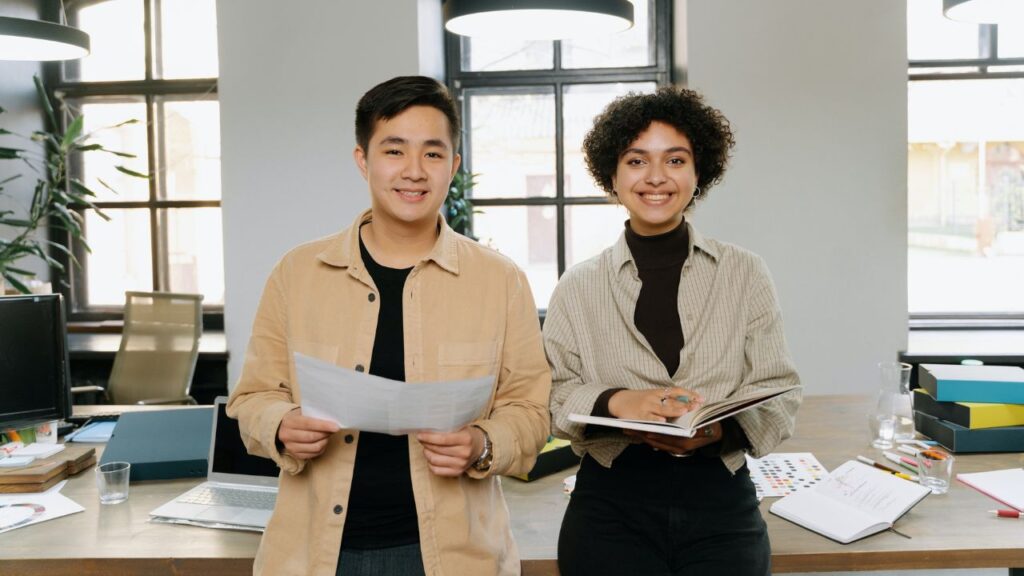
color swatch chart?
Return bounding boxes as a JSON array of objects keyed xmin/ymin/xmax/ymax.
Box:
[{"xmin": 746, "ymin": 452, "xmax": 827, "ymax": 498}]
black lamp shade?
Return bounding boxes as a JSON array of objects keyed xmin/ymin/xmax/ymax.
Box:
[
  {"xmin": 0, "ymin": 16, "xmax": 90, "ymax": 61},
  {"xmin": 444, "ymin": 0, "xmax": 635, "ymax": 40}
]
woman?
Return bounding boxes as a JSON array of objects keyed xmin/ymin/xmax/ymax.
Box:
[{"xmin": 545, "ymin": 86, "xmax": 802, "ymax": 576}]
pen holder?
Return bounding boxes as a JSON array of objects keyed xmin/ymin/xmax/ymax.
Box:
[{"xmin": 916, "ymin": 448, "xmax": 954, "ymax": 494}]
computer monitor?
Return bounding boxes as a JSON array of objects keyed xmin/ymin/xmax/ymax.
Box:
[{"xmin": 0, "ymin": 294, "xmax": 72, "ymax": 428}]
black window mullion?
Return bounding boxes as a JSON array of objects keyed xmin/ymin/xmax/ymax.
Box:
[
  {"xmin": 152, "ymin": 0, "xmax": 164, "ymax": 80},
  {"xmin": 143, "ymin": 0, "xmax": 154, "ymax": 81},
  {"xmin": 554, "ymin": 80, "xmax": 566, "ymax": 276},
  {"xmin": 145, "ymin": 93, "xmax": 160, "ymax": 292},
  {"xmin": 655, "ymin": 0, "xmax": 672, "ymax": 84}
]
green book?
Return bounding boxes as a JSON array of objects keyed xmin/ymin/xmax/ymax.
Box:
[
  {"xmin": 913, "ymin": 389, "xmax": 1024, "ymax": 429},
  {"xmin": 913, "ymin": 410, "xmax": 1024, "ymax": 453}
]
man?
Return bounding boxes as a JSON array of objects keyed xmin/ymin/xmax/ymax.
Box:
[{"xmin": 228, "ymin": 76, "xmax": 551, "ymax": 575}]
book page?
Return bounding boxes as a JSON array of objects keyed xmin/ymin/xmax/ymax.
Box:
[
  {"xmin": 673, "ymin": 385, "xmax": 801, "ymax": 429},
  {"xmin": 815, "ymin": 461, "xmax": 929, "ymax": 523},
  {"xmin": 770, "ymin": 486, "xmax": 885, "ymax": 543}
]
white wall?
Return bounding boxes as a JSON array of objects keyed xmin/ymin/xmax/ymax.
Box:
[
  {"xmin": 0, "ymin": 1, "xmax": 47, "ymax": 284},
  {"xmin": 217, "ymin": 0, "xmax": 444, "ymax": 385},
  {"xmin": 219, "ymin": 0, "xmax": 908, "ymax": 395},
  {"xmin": 683, "ymin": 0, "xmax": 909, "ymax": 395}
]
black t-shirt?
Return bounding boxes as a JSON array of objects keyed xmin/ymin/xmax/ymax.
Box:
[{"xmin": 342, "ymin": 232, "xmax": 419, "ymax": 549}]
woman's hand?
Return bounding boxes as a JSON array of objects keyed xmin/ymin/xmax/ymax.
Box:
[
  {"xmin": 607, "ymin": 387, "xmax": 703, "ymax": 422},
  {"xmin": 623, "ymin": 422, "xmax": 722, "ymax": 456}
]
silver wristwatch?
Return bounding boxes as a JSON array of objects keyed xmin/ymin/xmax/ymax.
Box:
[{"xmin": 471, "ymin": 426, "xmax": 493, "ymax": 471}]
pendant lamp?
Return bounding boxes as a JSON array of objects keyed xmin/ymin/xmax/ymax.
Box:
[
  {"xmin": 0, "ymin": 14, "xmax": 90, "ymax": 61},
  {"xmin": 943, "ymin": 0, "xmax": 1024, "ymax": 24},
  {"xmin": 444, "ymin": 0, "xmax": 634, "ymax": 40}
]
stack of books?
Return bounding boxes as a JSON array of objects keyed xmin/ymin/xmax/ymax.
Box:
[{"xmin": 912, "ymin": 364, "xmax": 1024, "ymax": 453}]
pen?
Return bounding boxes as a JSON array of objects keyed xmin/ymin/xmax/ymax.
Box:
[
  {"xmin": 857, "ymin": 455, "xmax": 918, "ymax": 481},
  {"xmin": 989, "ymin": 510, "xmax": 1023, "ymax": 519},
  {"xmin": 883, "ymin": 451, "xmax": 919, "ymax": 470},
  {"xmin": 897, "ymin": 444, "xmax": 920, "ymax": 457}
]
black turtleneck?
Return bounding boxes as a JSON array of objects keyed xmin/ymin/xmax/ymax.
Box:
[
  {"xmin": 623, "ymin": 219, "xmax": 689, "ymax": 376},
  {"xmin": 590, "ymin": 219, "xmax": 688, "ymax": 419}
]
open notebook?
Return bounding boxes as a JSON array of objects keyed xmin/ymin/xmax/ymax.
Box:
[
  {"xmin": 568, "ymin": 385, "xmax": 799, "ymax": 438},
  {"xmin": 769, "ymin": 460, "xmax": 930, "ymax": 544}
]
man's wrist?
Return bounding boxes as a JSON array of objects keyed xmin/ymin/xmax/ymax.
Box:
[{"xmin": 470, "ymin": 425, "xmax": 492, "ymax": 471}]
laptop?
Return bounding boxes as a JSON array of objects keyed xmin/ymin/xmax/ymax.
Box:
[{"xmin": 149, "ymin": 397, "xmax": 280, "ymax": 530}]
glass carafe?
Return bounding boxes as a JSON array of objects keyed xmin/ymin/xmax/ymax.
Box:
[{"xmin": 870, "ymin": 361, "xmax": 914, "ymax": 448}]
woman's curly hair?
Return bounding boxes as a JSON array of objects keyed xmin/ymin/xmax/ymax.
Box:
[{"xmin": 582, "ymin": 86, "xmax": 735, "ymax": 204}]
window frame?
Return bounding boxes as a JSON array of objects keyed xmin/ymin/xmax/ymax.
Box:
[
  {"xmin": 444, "ymin": 0, "xmax": 673, "ymax": 293},
  {"xmin": 908, "ymin": 18, "xmax": 1024, "ymax": 328},
  {"xmin": 42, "ymin": 0, "xmax": 222, "ymax": 328}
]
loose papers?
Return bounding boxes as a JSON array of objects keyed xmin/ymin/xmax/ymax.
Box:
[
  {"xmin": 295, "ymin": 352, "xmax": 495, "ymax": 435},
  {"xmin": 0, "ymin": 480, "xmax": 83, "ymax": 534}
]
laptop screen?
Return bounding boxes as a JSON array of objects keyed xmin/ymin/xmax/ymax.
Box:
[{"xmin": 211, "ymin": 402, "xmax": 280, "ymax": 478}]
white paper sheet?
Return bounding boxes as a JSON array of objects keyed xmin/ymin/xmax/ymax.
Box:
[
  {"xmin": 295, "ymin": 352, "xmax": 495, "ymax": 435},
  {"xmin": 0, "ymin": 490, "xmax": 84, "ymax": 534}
]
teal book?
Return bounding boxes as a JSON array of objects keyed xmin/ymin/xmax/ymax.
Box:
[
  {"xmin": 913, "ymin": 410, "xmax": 1024, "ymax": 453},
  {"xmin": 918, "ymin": 364, "xmax": 1024, "ymax": 403},
  {"xmin": 912, "ymin": 389, "xmax": 1024, "ymax": 429}
]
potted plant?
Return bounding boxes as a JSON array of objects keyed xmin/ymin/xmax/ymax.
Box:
[
  {"xmin": 0, "ymin": 75, "xmax": 145, "ymax": 294},
  {"xmin": 445, "ymin": 168, "xmax": 480, "ymax": 239}
]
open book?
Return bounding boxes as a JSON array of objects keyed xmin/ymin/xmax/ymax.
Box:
[
  {"xmin": 567, "ymin": 385, "xmax": 799, "ymax": 438},
  {"xmin": 769, "ymin": 460, "xmax": 930, "ymax": 544}
]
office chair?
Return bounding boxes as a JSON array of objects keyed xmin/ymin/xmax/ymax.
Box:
[{"xmin": 72, "ymin": 291, "xmax": 204, "ymax": 405}]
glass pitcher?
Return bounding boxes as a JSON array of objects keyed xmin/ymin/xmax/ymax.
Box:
[{"xmin": 870, "ymin": 361, "xmax": 914, "ymax": 448}]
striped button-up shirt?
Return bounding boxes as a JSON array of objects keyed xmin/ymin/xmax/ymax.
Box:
[{"xmin": 545, "ymin": 222, "xmax": 802, "ymax": 473}]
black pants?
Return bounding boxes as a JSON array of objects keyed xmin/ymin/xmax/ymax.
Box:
[{"xmin": 558, "ymin": 445, "xmax": 770, "ymax": 576}]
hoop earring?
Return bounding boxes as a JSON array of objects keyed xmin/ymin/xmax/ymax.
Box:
[{"xmin": 693, "ymin": 186, "xmax": 703, "ymax": 198}]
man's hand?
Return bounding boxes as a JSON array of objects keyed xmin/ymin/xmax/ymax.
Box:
[
  {"xmin": 416, "ymin": 426, "xmax": 485, "ymax": 477},
  {"xmin": 277, "ymin": 408, "xmax": 340, "ymax": 460},
  {"xmin": 608, "ymin": 387, "xmax": 703, "ymax": 422}
]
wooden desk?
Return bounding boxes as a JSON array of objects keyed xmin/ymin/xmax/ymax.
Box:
[{"xmin": 3, "ymin": 396, "xmax": 1023, "ymax": 575}]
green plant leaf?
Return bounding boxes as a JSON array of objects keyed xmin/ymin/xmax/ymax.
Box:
[
  {"xmin": 61, "ymin": 115, "xmax": 84, "ymax": 149},
  {"xmin": 74, "ymin": 143, "xmax": 103, "ymax": 152},
  {"xmin": 115, "ymin": 165, "xmax": 149, "ymax": 178},
  {"xmin": 0, "ymin": 147, "xmax": 23, "ymax": 159},
  {"xmin": 0, "ymin": 174, "xmax": 21, "ymax": 185},
  {"xmin": 2, "ymin": 273, "xmax": 31, "ymax": 294},
  {"xmin": 4, "ymin": 266, "xmax": 35, "ymax": 276},
  {"xmin": 0, "ymin": 218, "xmax": 33, "ymax": 227},
  {"xmin": 69, "ymin": 178, "xmax": 98, "ymax": 197},
  {"xmin": 33, "ymin": 75, "xmax": 57, "ymax": 133},
  {"xmin": 100, "ymin": 148, "xmax": 136, "ymax": 158},
  {"xmin": 95, "ymin": 177, "xmax": 118, "ymax": 195}
]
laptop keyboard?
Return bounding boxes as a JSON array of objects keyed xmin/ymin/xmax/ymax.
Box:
[{"xmin": 180, "ymin": 486, "xmax": 276, "ymax": 510}]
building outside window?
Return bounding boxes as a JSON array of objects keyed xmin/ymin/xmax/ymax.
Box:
[
  {"xmin": 908, "ymin": 0, "xmax": 1024, "ymax": 321},
  {"xmin": 51, "ymin": 0, "xmax": 222, "ymax": 322},
  {"xmin": 445, "ymin": 0, "xmax": 671, "ymax": 309}
]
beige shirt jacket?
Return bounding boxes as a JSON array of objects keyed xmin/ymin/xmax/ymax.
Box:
[
  {"xmin": 227, "ymin": 210, "xmax": 552, "ymax": 576},
  {"xmin": 545, "ymin": 223, "xmax": 802, "ymax": 473}
]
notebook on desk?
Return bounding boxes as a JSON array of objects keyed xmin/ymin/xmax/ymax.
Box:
[{"xmin": 149, "ymin": 397, "xmax": 280, "ymax": 530}]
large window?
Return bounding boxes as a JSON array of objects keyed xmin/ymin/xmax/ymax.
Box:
[
  {"xmin": 908, "ymin": 0, "xmax": 1024, "ymax": 321},
  {"xmin": 50, "ymin": 0, "xmax": 222, "ymax": 321},
  {"xmin": 446, "ymin": 0, "xmax": 671, "ymax": 308}
]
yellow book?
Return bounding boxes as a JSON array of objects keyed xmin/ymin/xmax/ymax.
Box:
[{"xmin": 913, "ymin": 389, "xmax": 1024, "ymax": 429}]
